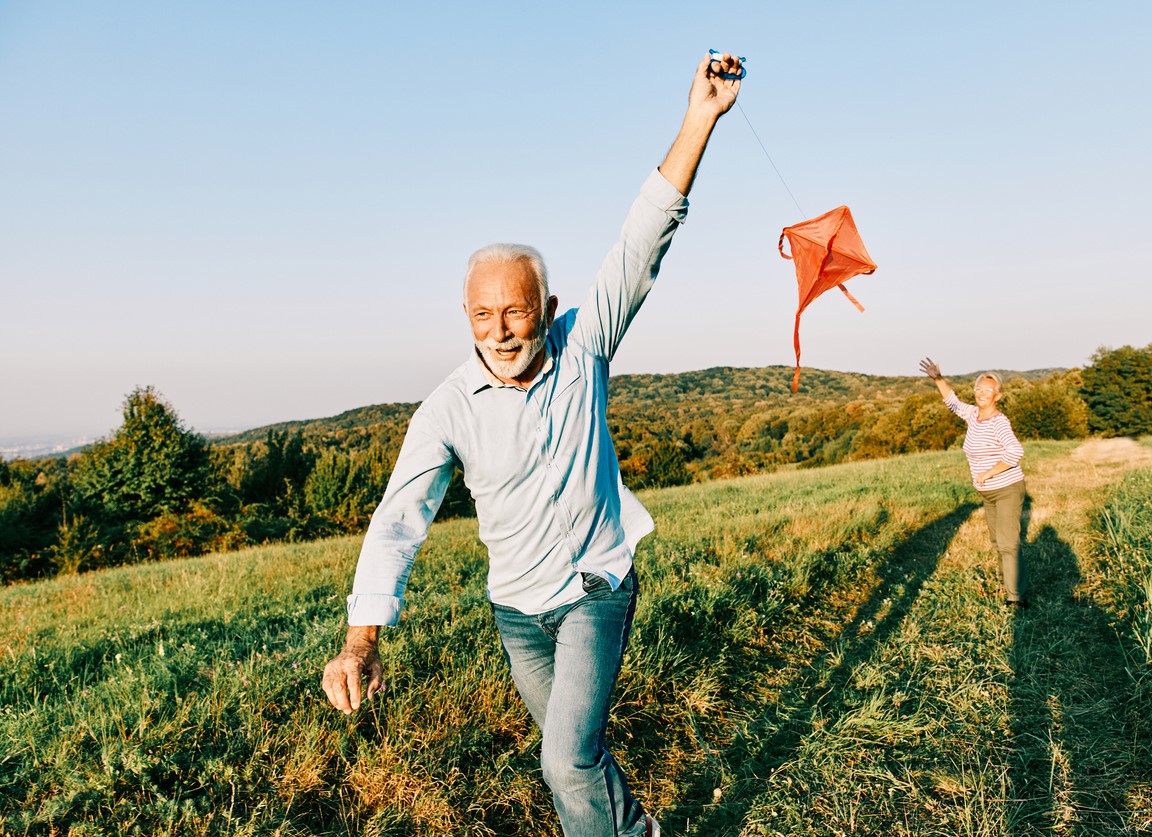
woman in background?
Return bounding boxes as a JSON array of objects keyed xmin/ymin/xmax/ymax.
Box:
[{"xmin": 920, "ymin": 358, "xmax": 1028, "ymax": 608}]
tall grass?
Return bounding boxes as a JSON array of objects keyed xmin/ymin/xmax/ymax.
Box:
[
  {"xmin": 1091, "ymin": 468, "xmax": 1152, "ymax": 664},
  {"xmin": 1, "ymin": 442, "xmax": 1149, "ymax": 835},
  {"xmin": 1087, "ymin": 461, "xmax": 1152, "ymax": 825}
]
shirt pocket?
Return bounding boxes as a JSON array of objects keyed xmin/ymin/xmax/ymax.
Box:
[{"xmin": 541, "ymin": 369, "xmax": 586, "ymax": 428}]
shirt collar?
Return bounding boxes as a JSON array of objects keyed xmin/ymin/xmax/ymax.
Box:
[{"xmin": 468, "ymin": 346, "xmax": 555, "ymax": 394}]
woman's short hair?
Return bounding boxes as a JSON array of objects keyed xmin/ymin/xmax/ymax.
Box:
[
  {"xmin": 976, "ymin": 371, "xmax": 1003, "ymax": 391},
  {"xmin": 464, "ymin": 243, "xmax": 550, "ymax": 306}
]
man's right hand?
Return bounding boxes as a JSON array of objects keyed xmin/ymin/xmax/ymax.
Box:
[
  {"xmin": 658, "ymin": 52, "xmax": 743, "ymax": 197},
  {"xmin": 321, "ymin": 626, "xmax": 383, "ymax": 714},
  {"xmin": 692, "ymin": 51, "xmax": 742, "ymax": 120}
]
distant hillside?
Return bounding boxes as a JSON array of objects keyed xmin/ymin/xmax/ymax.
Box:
[
  {"xmin": 221, "ymin": 401, "xmax": 421, "ymax": 446},
  {"xmin": 217, "ymin": 364, "xmax": 1066, "ymax": 446},
  {"xmin": 1, "ymin": 363, "xmax": 1082, "ymax": 585},
  {"xmin": 206, "ymin": 363, "xmax": 1078, "ymax": 493}
]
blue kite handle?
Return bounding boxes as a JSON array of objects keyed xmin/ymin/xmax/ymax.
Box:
[{"xmin": 709, "ymin": 49, "xmax": 747, "ymax": 80}]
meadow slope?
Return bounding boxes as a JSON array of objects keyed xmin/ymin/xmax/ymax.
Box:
[{"xmin": 2, "ymin": 441, "xmax": 1150, "ymax": 836}]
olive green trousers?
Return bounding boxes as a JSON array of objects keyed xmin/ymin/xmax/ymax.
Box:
[{"xmin": 979, "ymin": 479, "xmax": 1027, "ymax": 602}]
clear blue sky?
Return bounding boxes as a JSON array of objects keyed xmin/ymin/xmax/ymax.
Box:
[{"xmin": 2, "ymin": 1, "xmax": 1148, "ymax": 441}]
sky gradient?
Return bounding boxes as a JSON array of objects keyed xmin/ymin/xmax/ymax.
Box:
[{"xmin": 2, "ymin": 1, "xmax": 1148, "ymax": 442}]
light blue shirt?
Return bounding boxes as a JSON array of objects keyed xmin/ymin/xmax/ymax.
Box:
[{"xmin": 347, "ymin": 169, "xmax": 689, "ymax": 626}]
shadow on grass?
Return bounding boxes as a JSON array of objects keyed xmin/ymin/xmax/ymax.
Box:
[
  {"xmin": 671, "ymin": 501, "xmax": 979, "ymax": 834},
  {"xmin": 1006, "ymin": 522, "xmax": 1147, "ymax": 835}
]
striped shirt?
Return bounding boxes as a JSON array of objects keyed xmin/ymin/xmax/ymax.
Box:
[{"xmin": 944, "ymin": 392, "xmax": 1024, "ymax": 491}]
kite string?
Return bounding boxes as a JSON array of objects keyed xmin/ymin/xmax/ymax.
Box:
[{"xmin": 735, "ymin": 99, "xmax": 805, "ymax": 218}]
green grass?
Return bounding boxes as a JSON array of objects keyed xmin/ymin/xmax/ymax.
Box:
[
  {"xmin": 2, "ymin": 441, "xmax": 1150, "ymax": 835},
  {"xmin": 1090, "ymin": 467, "xmax": 1152, "ymax": 661}
]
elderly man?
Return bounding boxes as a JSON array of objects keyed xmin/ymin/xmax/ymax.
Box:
[{"xmin": 323, "ymin": 51, "xmax": 743, "ymax": 836}]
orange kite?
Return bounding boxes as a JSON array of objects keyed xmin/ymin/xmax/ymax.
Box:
[{"xmin": 778, "ymin": 205, "xmax": 876, "ymax": 392}]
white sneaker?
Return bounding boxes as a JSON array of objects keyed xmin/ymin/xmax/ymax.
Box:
[{"xmin": 646, "ymin": 814, "xmax": 661, "ymax": 837}]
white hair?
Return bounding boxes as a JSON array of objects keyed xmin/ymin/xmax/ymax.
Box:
[
  {"xmin": 976, "ymin": 371, "xmax": 1003, "ymax": 391},
  {"xmin": 463, "ymin": 243, "xmax": 550, "ymax": 305}
]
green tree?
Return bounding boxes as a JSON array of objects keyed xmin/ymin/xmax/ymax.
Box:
[
  {"xmin": 631, "ymin": 439, "xmax": 691, "ymax": 488},
  {"xmin": 850, "ymin": 394, "xmax": 961, "ymax": 461},
  {"xmin": 50, "ymin": 513, "xmax": 102, "ymax": 575},
  {"xmin": 0, "ymin": 458, "xmax": 70, "ymax": 581},
  {"xmin": 234, "ymin": 430, "xmax": 313, "ymax": 508},
  {"xmin": 1003, "ymin": 372, "xmax": 1090, "ymax": 440},
  {"xmin": 1080, "ymin": 345, "xmax": 1152, "ymax": 436},
  {"xmin": 303, "ymin": 448, "xmax": 355, "ymax": 522},
  {"xmin": 72, "ymin": 387, "xmax": 211, "ymax": 525},
  {"xmin": 303, "ymin": 446, "xmax": 384, "ymax": 530},
  {"xmin": 735, "ymin": 412, "xmax": 786, "ymax": 456}
]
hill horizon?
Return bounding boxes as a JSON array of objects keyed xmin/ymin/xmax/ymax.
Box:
[
  {"xmin": 2, "ymin": 363, "xmax": 1071, "ymax": 462},
  {"xmin": 216, "ymin": 362, "xmax": 1069, "ymax": 448}
]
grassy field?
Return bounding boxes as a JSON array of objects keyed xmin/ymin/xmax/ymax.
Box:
[{"xmin": 2, "ymin": 440, "xmax": 1151, "ymax": 836}]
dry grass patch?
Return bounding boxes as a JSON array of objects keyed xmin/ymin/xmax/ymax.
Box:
[{"xmin": 345, "ymin": 744, "xmax": 458, "ymax": 828}]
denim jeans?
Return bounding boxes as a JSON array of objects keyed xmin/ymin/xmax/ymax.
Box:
[{"xmin": 491, "ymin": 568, "xmax": 647, "ymax": 836}]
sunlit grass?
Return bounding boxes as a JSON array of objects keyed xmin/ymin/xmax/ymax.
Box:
[{"xmin": 1, "ymin": 441, "xmax": 1150, "ymax": 835}]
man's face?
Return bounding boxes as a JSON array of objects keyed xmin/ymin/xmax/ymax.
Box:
[{"xmin": 464, "ymin": 259, "xmax": 558, "ymax": 384}]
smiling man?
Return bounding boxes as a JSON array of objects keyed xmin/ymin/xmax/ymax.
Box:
[
  {"xmin": 323, "ymin": 52, "xmax": 743, "ymax": 836},
  {"xmin": 467, "ymin": 246, "xmax": 558, "ymax": 386}
]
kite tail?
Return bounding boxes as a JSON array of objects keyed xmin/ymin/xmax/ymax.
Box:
[
  {"xmin": 837, "ymin": 283, "xmax": 866, "ymax": 313},
  {"xmin": 792, "ymin": 310, "xmax": 803, "ymax": 393}
]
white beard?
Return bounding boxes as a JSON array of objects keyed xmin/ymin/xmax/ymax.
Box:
[{"xmin": 476, "ymin": 324, "xmax": 548, "ymax": 381}]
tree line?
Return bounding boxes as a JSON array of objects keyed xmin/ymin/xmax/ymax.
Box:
[{"xmin": 2, "ymin": 345, "xmax": 1149, "ymax": 583}]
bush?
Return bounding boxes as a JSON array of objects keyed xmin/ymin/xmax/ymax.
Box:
[
  {"xmin": 1003, "ymin": 372, "xmax": 1090, "ymax": 440},
  {"xmin": 621, "ymin": 439, "xmax": 691, "ymax": 489},
  {"xmin": 50, "ymin": 514, "xmax": 105, "ymax": 575},
  {"xmin": 132, "ymin": 501, "xmax": 249, "ymax": 561}
]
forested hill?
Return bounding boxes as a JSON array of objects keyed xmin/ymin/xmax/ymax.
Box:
[
  {"xmin": 216, "ymin": 364, "xmax": 1076, "ymax": 490},
  {"xmin": 223, "ymin": 364, "xmax": 1064, "ymax": 445},
  {"xmin": 223, "ymin": 401, "xmax": 420, "ymax": 446},
  {"xmin": 8, "ymin": 349, "xmax": 1145, "ymax": 584},
  {"xmin": 0, "ymin": 362, "xmax": 1092, "ymax": 583}
]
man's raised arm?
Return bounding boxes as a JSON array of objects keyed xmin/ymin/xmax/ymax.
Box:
[{"xmin": 658, "ymin": 52, "xmax": 742, "ymax": 196}]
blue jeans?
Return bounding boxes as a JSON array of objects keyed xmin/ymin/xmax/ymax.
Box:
[{"xmin": 491, "ymin": 568, "xmax": 647, "ymax": 837}]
